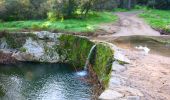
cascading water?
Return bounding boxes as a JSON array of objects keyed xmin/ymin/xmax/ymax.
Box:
[
  {"xmin": 84, "ymin": 45, "xmax": 96, "ymax": 70},
  {"xmin": 76, "ymin": 45, "xmax": 96, "ymax": 76}
]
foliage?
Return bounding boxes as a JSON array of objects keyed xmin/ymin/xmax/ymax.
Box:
[
  {"xmin": 0, "ymin": 0, "xmax": 47, "ymax": 21},
  {"xmin": 0, "ymin": 86, "xmax": 5, "ymax": 97},
  {"xmin": 47, "ymin": 12, "xmax": 58, "ymax": 22},
  {"xmin": 91, "ymin": 43, "xmax": 114, "ymax": 88},
  {"xmin": 139, "ymin": 9, "xmax": 170, "ymax": 33},
  {"xmin": 0, "ymin": 12, "xmax": 118, "ymax": 32},
  {"xmin": 138, "ymin": 0, "xmax": 170, "ymax": 10}
]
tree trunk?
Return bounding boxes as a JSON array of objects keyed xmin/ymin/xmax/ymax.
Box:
[{"xmin": 127, "ymin": 0, "xmax": 132, "ymax": 9}]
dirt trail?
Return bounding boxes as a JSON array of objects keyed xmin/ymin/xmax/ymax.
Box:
[
  {"xmin": 122, "ymin": 49, "xmax": 170, "ymax": 100},
  {"xmin": 98, "ymin": 11, "xmax": 160, "ymax": 37}
]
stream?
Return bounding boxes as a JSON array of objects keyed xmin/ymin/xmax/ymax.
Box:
[{"xmin": 0, "ymin": 63, "xmax": 96, "ymax": 100}]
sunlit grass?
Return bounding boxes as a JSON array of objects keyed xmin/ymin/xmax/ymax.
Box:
[
  {"xmin": 0, "ymin": 12, "xmax": 118, "ymax": 32},
  {"xmin": 139, "ymin": 9, "xmax": 170, "ymax": 33}
]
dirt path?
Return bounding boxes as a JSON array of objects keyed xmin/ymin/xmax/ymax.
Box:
[
  {"xmin": 122, "ymin": 49, "xmax": 170, "ymax": 100},
  {"xmin": 98, "ymin": 11, "xmax": 160, "ymax": 37},
  {"xmin": 99, "ymin": 41, "xmax": 170, "ymax": 100}
]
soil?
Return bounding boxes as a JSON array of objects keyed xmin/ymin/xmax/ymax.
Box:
[
  {"xmin": 92, "ymin": 11, "xmax": 170, "ymax": 100},
  {"xmin": 121, "ymin": 49, "xmax": 170, "ymax": 100}
]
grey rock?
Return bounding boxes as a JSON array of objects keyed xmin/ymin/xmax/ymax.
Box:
[
  {"xmin": 99, "ymin": 89, "xmax": 124, "ymax": 100},
  {"xmin": 0, "ymin": 38, "xmax": 8, "ymax": 49},
  {"xmin": 127, "ymin": 96, "xmax": 140, "ymax": 100},
  {"xmin": 12, "ymin": 52, "xmax": 34, "ymax": 61},
  {"xmin": 23, "ymin": 38, "xmax": 44, "ymax": 58},
  {"xmin": 36, "ymin": 31, "xmax": 61, "ymax": 41},
  {"xmin": 114, "ymin": 51, "xmax": 130, "ymax": 64},
  {"xmin": 112, "ymin": 61, "xmax": 127, "ymax": 72},
  {"xmin": 109, "ymin": 77, "xmax": 126, "ymax": 87}
]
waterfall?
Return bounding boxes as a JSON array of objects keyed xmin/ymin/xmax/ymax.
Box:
[
  {"xmin": 76, "ymin": 45, "xmax": 96, "ymax": 77},
  {"xmin": 84, "ymin": 45, "xmax": 96, "ymax": 70}
]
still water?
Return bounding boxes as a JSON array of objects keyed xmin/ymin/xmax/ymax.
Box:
[
  {"xmin": 112, "ymin": 36, "xmax": 170, "ymax": 57},
  {"xmin": 0, "ymin": 63, "xmax": 94, "ymax": 100}
]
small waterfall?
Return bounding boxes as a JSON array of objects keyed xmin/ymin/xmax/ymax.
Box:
[
  {"xmin": 76, "ymin": 45, "xmax": 96, "ymax": 77},
  {"xmin": 84, "ymin": 45, "xmax": 96, "ymax": 70}
]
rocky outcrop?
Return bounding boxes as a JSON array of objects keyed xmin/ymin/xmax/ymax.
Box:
[{"xmin": 0, "ymin": 31, "xmax": 94, "ymax": 67}]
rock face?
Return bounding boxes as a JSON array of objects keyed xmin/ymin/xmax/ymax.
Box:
[
  {"xmin": 99, "ymin": 89, "xmax": 124, "ymax": 100},
  {"xmin": 0, "ymin": 31, "xmax": 94, "ymax": 67}
]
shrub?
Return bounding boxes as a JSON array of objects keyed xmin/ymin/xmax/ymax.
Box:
[{"xmin": 47, "ymin": 12, "xmax": 57, "ymax": 22}]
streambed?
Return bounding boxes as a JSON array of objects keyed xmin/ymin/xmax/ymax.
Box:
[
  {"xmin": 0, "ymin": 63, "xmax": 96, "ymax": 100},
  {"xmin": 111, "ymin": 36, "xmax": 170, "ymax": 57}
]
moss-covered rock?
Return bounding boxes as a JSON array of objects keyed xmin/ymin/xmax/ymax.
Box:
[
  {"xmin": 90, "ymin": 43, "xmax": 114, "ymax": 88},
  {"xmin": 58, "ymin": 34, "xmax": 94, "ymax": 68},
  {"xmin": 3, "ymin": 32, "xmax": 37, "ymax": 49},
  {"xmin": 0, "ymin": 32, "xmax": 95, "ymax": 69}
]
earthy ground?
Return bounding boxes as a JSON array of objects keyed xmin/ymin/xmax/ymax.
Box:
[
  {"xmin": 96, "ymin": 11, "xmax": 160, "ymax": 38},
  {"xmin": 94, "ymin": 11, "xmax": 170, "ymax": 100},
  {"xmin": 122, "ymin": 49, "xmax": 170, "ymax": 100}
]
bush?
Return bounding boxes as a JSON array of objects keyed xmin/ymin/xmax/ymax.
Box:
[
  {"xmin": 47, "ymin": 12, "xmax": 57, "ymax": 22},
  {"xmin": 0, "ymin": 0, "xmax": 47, "ymax": 21}
]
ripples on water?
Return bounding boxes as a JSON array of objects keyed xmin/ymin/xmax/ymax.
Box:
[{"xmin": 0, "ymin": 63, "xmax": 94, "ymax": 100}]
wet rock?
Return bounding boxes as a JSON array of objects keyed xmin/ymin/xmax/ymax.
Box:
[
  {"xmin": 112, "ymin": 61, "xmax": 127, "ymax": 72},
  {"xmin": 99, "ymin": 89, "xmax": 124, "ymax": 100},
  {"xmin": 114, "ymin": 51, "xmax": 130, "ymax": 64}
]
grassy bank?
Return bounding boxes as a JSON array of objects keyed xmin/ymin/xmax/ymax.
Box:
[
  {"xmin": 0, "ymin": 12, "xmax": 117, "ymax": 33},
  {"xmin": 139, "ymin": 9, "xmax": 170, "ymax": 34}
]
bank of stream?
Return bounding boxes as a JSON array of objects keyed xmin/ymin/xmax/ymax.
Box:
[{"xmin": 98, "ymin": 36, "xmax": 170, "ymax": 100}]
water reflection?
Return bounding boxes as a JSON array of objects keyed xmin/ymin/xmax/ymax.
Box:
[
  {"xmin": 0, "ymin": 63, "xmax": 94, "ymax": 100},
  {"xmin": 112, "ymin": 36, "xmax": 170, "ymax": 57}
]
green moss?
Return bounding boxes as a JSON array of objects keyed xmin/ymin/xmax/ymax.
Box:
[
  {"xmin": 58, "ymin": 34, "xmax": 94, "ymax": 68},
  {"xmin": 19, "ymin": 47, "xmax": 27, "ymax": 52},
  {"xmin": 0, "ymin": 86, "xmax": 5, "ymax": 97},
  {"xmin": 91, "ymin": 43, "xmax": 114, "ymax": 88}
]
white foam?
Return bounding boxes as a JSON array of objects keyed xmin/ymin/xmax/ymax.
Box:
[{"xmin": 75, "ymin": 70, "xmax": 87, "ymax": 77}]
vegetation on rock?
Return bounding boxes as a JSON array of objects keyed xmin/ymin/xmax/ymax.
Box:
[
  {"xmin": 90, "ymin": 43, "xmax": 114, "ymax": 88},
  {"xmin": 58, "ymin": 34, "xmax": 94, "ymax": 68}
]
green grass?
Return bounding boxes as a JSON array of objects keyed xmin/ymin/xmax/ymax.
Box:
[
  {"xmin": 0, "ymin": 12, "xmax": 118, "ymax": 33},
  {"xmin": 139, "ymin": 9, "xmax": 170, "ymax": 33}
]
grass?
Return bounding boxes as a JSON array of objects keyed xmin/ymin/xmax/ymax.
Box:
[
  {"xmin": 139, "ymin": 9, "xmax": 170, "ymax": 33},
  {"xmin": 0, "ymin": 12, "xmax": 118, "ymax": 33}
]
